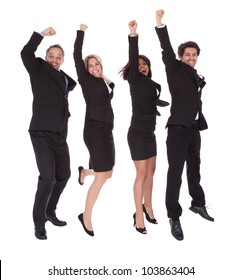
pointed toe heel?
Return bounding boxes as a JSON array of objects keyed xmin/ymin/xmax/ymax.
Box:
[{"xmin": 143, "ymin": 204, "xmax": 158, "ymax": 224}]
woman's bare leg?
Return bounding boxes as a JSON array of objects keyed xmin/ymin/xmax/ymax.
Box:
[
  {"xmin": 143, "ymin": 156, "xmax": 156, "ymax": 219},
  {"xmin": 133, "ymin": 160, "xmax": 147, "ymax": 229},
  {"xmin": 83, "ymin": 170, "xmax": 113, "ymax": 231}
]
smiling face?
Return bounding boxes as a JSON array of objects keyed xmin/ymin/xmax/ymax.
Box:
[
  {"xmin": 45, "ymin": 47, "xmax": 64, "ymax": 70},
  {"xmin": 87, "ymin": 57, "xmax": 103, "ymax": 78},
  {"xmin": 179, "ymin": 47, "xmax": 198, "ymax": 68},
  {"xmin": 138, "ymin": 58, "xmax": 149, "ymax": 76}
]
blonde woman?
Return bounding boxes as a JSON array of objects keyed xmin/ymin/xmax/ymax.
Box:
[{"xmin": 74, "ymin": 24, "xmax": 115, "ymax": 236}]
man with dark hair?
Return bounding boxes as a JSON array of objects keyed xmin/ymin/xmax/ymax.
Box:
[
  {"xmin": 155, "ymin": 10, "xmax": 214, "ymax": 241},
  {"xmin": 21, "ymin": 27, "xmax": 76, "ymax": 240},
  {"xmin": 177, "ymin": 41, "xmax": 200, "ymax": 57}
]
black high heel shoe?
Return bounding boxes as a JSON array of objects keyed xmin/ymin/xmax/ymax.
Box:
[
  {"xmin": 78, "ymin": 213, "xmax": 94, "ymax": 236},
  {"xmin": 78, "ymin": 166, "xmax": 84, "ymax": 185},
  {"xmin": 133, "ymin": 213, "xmax": 147, "ymax": 234},
  {"xmin": 143, "ymin": 204, "xmax": 158, "ymax": 224}
]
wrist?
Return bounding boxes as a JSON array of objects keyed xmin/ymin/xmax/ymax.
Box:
[{"xmin": 156, "ymin": 23, "xmax": 165, "ymax": 28}]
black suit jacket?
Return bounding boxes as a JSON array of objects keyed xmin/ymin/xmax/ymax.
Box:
[
  {"xmin": 155, "ymin": 26, "xmax": 208, "ymax": 130},
  {"xmin": 73, "ymin": 30, "xmax": 114, "ymax": 125},
  {"xmin": 21, "ymin": 32, "xmax": 76, "ymax": 133}
]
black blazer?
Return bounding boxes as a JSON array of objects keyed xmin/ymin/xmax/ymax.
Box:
[
  {"xmin": 128, "ymin": 35, "xmax": 161, "ymax": 128},
  {"xmin": 73, "ymin": 30, "xmax": 114, "ymax": 125},
  {"xmin": 21, "ymin": 32, "xmax": 76, "ymax": 132},
  {"xmin": 155, "ymin": 26, "xmax": 208, "ymax": 130}
]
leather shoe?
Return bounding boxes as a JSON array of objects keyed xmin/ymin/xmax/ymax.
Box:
[
  {"xmin": 78, "ymin": 166, "xmax": 84, "ymax": 185},
  {"xmin": 35, "ymin": 226, "xmax": 47, "ymax": 240},
  {"xmin": 189, "ymin": 206, "xmax": 214, "ymax": 222},
  {"xmin": 143, "ymin": 204, "xmax": 158, "ymax": 224},
  {"xmin": 46, "ymin": 214, "xmax": 67, "ymax": 226},
  {"xmin": 169, "ymin": 219, "xmax": 184, "ymax": 241},
  {"xmin": 78, "ymin": 213, "xmax": 94, "ymax": 236}
]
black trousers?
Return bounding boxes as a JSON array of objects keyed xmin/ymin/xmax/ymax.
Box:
[
  {"xmin": 166, "ymin": 122, "xmax": 206, "ymax": 220},
  {"xmin": 29, "ymin": 130, "xmax": 70, "ymax": 227}
]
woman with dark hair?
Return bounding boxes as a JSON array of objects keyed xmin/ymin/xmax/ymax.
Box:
[
  {"xmin": 74, "ymin": 24, "xmax": 115, "ymax": 236},
  {"xmin": 119, "ymin": 20, "xmax": 168, "ymax": 234}
]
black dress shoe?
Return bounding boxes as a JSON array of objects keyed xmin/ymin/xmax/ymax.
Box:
[
  {"xmin": 35, "ymin": 226, "xmax": 47, "ymax": 240},
  {"xmin": 78, "ymin": 213, "xmax": 94, "ymax": 236},
  {"xmin": 189, "ymin": 206, "xmax": 214, "ymax": 222},
  {"xmin": 78, "ymin": 166, "xmax": 84, "ymax": 185},
  {"xmin": 46, "ymin": 214, "xmax": 67, "ymax": 226},
  {"xmin": 169, "ymin": 219, "xmax": 184, "ymax": 241}
]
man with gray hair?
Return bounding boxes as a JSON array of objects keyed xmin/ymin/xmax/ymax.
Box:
[{"xmin": 21, "ymin": 27, "xmax": 76, "ymax": 240}]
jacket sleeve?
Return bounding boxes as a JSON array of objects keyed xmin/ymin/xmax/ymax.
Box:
[
  {"xmin": 73, "ymin": 30, "xmax": 89, "ymax": 84},
  {"xmin": 20, "ymin": 32, "xmax": 43, "ymax": 75},
  {"xmin": 155, "ymin": 26, "xmax": 177, "ymax": 72},
  {"xmin": 128, "ymin": 35, "xmax": 139, "ymax": 82}
]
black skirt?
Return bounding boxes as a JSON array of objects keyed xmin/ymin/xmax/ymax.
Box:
[
  {"xmin": 127, "ymin": 121, "xmax": 156, "ymax": 161},
  {"xmin": 84, "ymin": 120, "xmax": 115, "ymax": 172}
]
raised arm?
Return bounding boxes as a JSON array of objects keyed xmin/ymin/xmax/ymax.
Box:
[
  {"xmin": 21, "ymin": 27, "xmax": 56, "ymax": 75},
  {"xmin": 155, "ymin": 9, "xmax": 177, "ymax": 72},
  {"xmin": 73, "ymin": 23, "xmax": 89, "ymax": 84},
  {"xmin": 128, "ymin": 20, "xmax": 139, "ymax": 81}
]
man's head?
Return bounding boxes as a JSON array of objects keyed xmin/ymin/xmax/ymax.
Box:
[
  {"xmin": 45, "ymin": 44, "xmax": 64, "ymax": 70},
  {"xmin": 178, "ymin": 41, "xmax": 200, "ymax": 68}
]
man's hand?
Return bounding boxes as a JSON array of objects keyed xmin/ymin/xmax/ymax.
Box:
[
  {"xmin": 41, "ymin": 27, "xmax": 56, "ymax": 36},
  {"xmin": 156, "ymin": 9, "xmax": 165, "ymax": 26},
  {"xmin": 80, "ymin": 24, "xmax": 88, "ymax": 31}
]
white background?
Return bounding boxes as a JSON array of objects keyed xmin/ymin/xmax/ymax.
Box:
[{"xmin": 1, "ymin": 0, "xmax": 240, "ymax": 279}]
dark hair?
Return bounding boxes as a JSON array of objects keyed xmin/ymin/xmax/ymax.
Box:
[
  {"xmin": 177, "ymin": 41, "xmax": 200, "ymax": 57},
  {"xmin": 119, "ymin": 55, "xmax": 152, "ymax": 80},
  {"xmin": 46, "ymin": 44, "xmax": 65, "ymax": 57}
]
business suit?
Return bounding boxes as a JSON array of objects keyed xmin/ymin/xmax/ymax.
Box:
[
  {"xmin": 155, "ymin": 26, "xmax": 207, "ymax": 220},
  {"xmin": 21, "ymin": 32, "xmax": 76, "ymax": 228},
  {"xmin": 73, "ymin": 30, "xmax": 115, "ymax": 172},
  {"xmin": 127, "ymin": 35, "xmax": 162, "ymax": 160}
]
